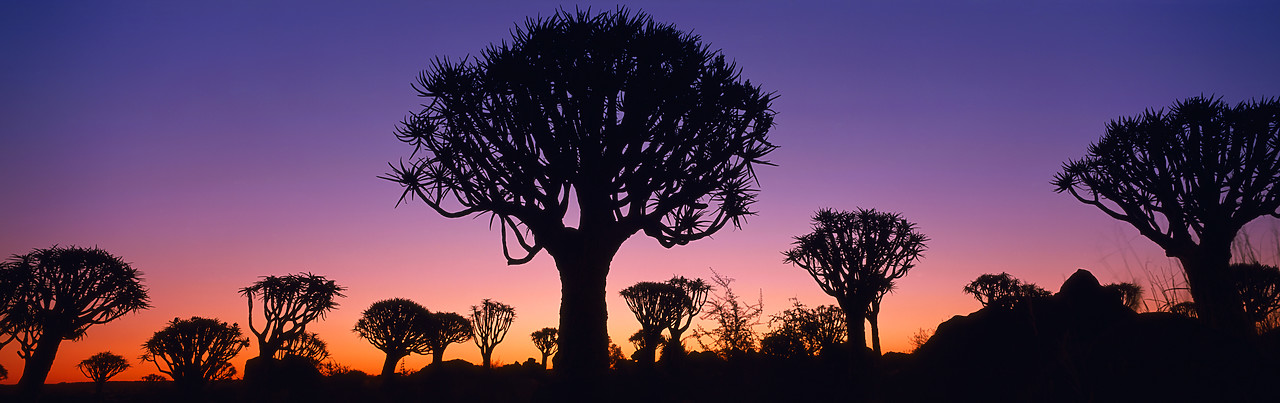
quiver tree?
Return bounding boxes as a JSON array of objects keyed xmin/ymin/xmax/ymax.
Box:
[
  {"xmin": 1231, "ymin": 263, "xmax": 1280, "ymax": 332},
  {"xmin": 767, "ymin": 300, "xmax": 846, "ymax": 356},
  {"xmin": 353, "ymin": 298, "xmax": 435, "ymax": 378},
  {"xmin": 77, "ymin": 351, "xmax": 130, "ymax": 395},
  {"xmin": 470, "ymin": 299, "xmax": 515, "ymax": 369},
  {"xmin": 620, "ymin": 281, "xmax": 687, "ymax": 365},
  {"xmin": 239, "ymin": 273, "xmax": 345, "ymax": 360},
  {"xmin": 274, "ymin": 331, "xmax": 330, "ymax": 364},
  {"xmin": 963, "ymin": 273, "xmax": 1051, "ymax": 309},
  {"xmin": 424, "ymin": 311, "xmax": 472, "ymax": 365},
  {"xmin": 1053, "ymin": 96, "xmax": 1280, "ymax": 338},
  {"xmin": 663, "ymin": 276, "xmax": 710, "ymax": 359},
  {"xmin": 141, "ymin": 317, "xmax": 249, "ymax": 389},
  {"xmin": 531, "ymin": 327, "xmax": 558, "ymax": 369},
  {"xmin": 382, "ymin": 8, "xmax": 776, "ymax": 380},
  {"xmin": 1103, "ymin": 282, "xmax": 1144, "ymax": 311},
  {"xmin": 783, "ymin": 208, "xmax": 927, "ymax": 355},
  {"xmin": 0, "ymin": 245, "xmax": 150, "ymax": 393}
]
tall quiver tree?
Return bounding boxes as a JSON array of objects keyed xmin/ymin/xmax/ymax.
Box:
[
  {"xmin": 664, "ymin": 276, "xmax": 710, "ymax": 360},
  {"xmin": 239, "ymin": 273, "xmax": 345, "ymax": 360},
  {"xmin": 531, "ymin": 327, "xmax": 558, "ymax": 369},
  {"xmin": 77, "ymin": 352, "xmax": 130, "ymax": 395},
  {"xmin": 424, "ymin": 311, "xmax": 472, "ymax": 365},
  {"xmin": 1054, "ymin": 96, "xmax": 1280, "ymax": 338},
  {"xmin": 471, "ymin": 299, "xmax": 515, "ymax": 369},
  {"xmin": 353, "ymin": 298, "xmax": 435, "ymax": 378},
  {"xmin": 383, "ymin": 8, "xmax": 776, "ymax": 381},
  {"xmin": 620, "ymin": 282, "xmax": 687, "ymax": 365},
  {"xmin": 783, "ymin": 208, "xmax": 927, "ymax": 355},
  {"xmin": 0, "ymin": 246, "xmax": 150, "ymax": 394}
]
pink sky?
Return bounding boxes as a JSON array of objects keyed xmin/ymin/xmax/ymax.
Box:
[{"xmin": 2, "ymin": 1, "xmax": 1279, "ymax": 383}]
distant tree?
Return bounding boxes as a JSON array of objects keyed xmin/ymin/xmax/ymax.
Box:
[
  {"xmin": 1231, "ymin": 263, "xmax": 1280, "ymax": 332},
  {"xmin": 0, "ymin": 364, "xmax": 6, "ymax": 381},
  {"xmin": 760, "ymin": 329, "xmax": 807, "ymax": 359},
  {"xmin": 471, "ymin": 299, "xmax": 515, "ymax": 369},
  {"xmin": 694, "ymin": 270, "xmax": 763, "ymax": 358},
  {"xmin": 141, "ymin": 317, "xmax": 249, "ymax": 389},
  {"xmin": 783, "ymin": 208, "xmax": 928, "ymax": 355},
  {"xmin": 963, "ymin": 273, "xmax": 1050, "ymax": 309},
  {"xmin": 907, "ymin": 327, "xmax": 934, "ymax": 353},
  {"xmin": 621, "ymin": 281, "xmax": 687, "ymax": 365},
  {"xmin": 767, "ymin": 299, "xmax": 846, "ymax": 356},
  {"xmin": 382, "ymin": 8, "xmax": 777, "ymax": 380},
  {"xmin": 239, "ymin": 273, "xmax": 345, "ymax": 360},
  {"xmin": 1054, "ymin": 96, "xmax": 1280, "ymax": 337},
  {"xmin": 274, "ymin": 331, "xmax": 330, "ymax": 365},
  {"xmin": 424, "ymin": 311, "xmax": 472, "ymax": 365},
  {"xmin": 662, "ymin": 276, "xmax": 710, "ymax": 360},
  {"xmin": 0, "ymin": 245, "xmax": 150, "ymax": 393},
  {"xmin": 140, "ymin": 374, "xmax": 166, "ymax": 382},
  {"xmin": 531, "ymin": 327, "xmax": 558, "ymax": 369},
  {"xmin": 607, "ymin": 339, "xmax": 625, "ymax": 370},
  {"xmin": 1104, "ymin": 282, "xmax": 1144, "ymax": 311},
  {"xmin": 353, "ymin": 298, "xmax": 435, "ymax": 378},
  {"xmin": 77, "ymin": 351, "xmax": 130, "ymax": 395}
]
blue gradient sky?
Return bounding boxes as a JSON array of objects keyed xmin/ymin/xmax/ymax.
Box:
[{"xmin": 3, "ymin": 0, "xmax": 1279, "ymax": 383}]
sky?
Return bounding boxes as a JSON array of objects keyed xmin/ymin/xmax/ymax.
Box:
[{"xmin": 2, "ymin": 0, "xmax": 1280, "ymax": 384}]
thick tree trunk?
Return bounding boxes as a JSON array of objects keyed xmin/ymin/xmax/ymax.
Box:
[
  {"xmin": 541, "ymin": 352, "xmax": 550, "ymax": 369},
  {"xmin": 839, "ymin": 300, "xmax": 869, "ymax": 350},
  {"xmin": 431, "ymin": 348, "xmax": 445, "ymax": 365},
  {"xmin": 482, "ymin": 349, "xmax": 494, "ymax": 369},
  {"xmin": 1179, "ymin": 243, "xmax": 1253, "ymax": 338},
  {"xmin": 550, "ymin": 243, "xmax": 616, "ymax": 388},
  {"xmin": 19, "ymin": 332, "xmax": 64, "ymax": 395},
  {"xmin": 662, "ymin": 328, "xmax": 687, "ymax": 362},
  {"xmin": 381, "ymin": 352, "xmax": 405, "ymax": 378}
]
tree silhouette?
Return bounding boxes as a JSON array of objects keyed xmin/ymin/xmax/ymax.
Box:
[
  {"xmin": 783, "ymin": 208, "xmax": 928, "ymax": 355},
  {"xmin": 382, "ymin": 8, "xmax": 776, "ymax": 380},
  {"xmin": 627, "ymin": 329, "xmax": 667, "ymax": 361},
  {"xmin": 694, "ymin": 270, "xmax": 763, "ymax": 358},
  {"xmin": 77, "ymin": 351, "xmax": 130, "ymax": 395},
  {"xmin": 239, "ymin": 273, "xmax": 345, "ymax": 360},
  {"xmin": 663, "ymin": 276, "xmax": 710, "ymax": 360},
  {"xmin": 273, "ymin": 331, "xmax": 330, "ymax": 364},
  {"xmin": 141, "ymin": 317, "xmax": 249, "ymax": 389},
  {"xmin": 621, "ymin": 281, "xmax": 687, "ymax": 365},
  {"xmin": 1104, "ymin": 282, "xmax": 1144, "ymax": 311},
  {"xmin": 963, "ymin": 273, "xmax": 1051, "ymax": 309},
  {"xmin": 1054, "ymin": 95, "xmax": 1280, "ymax": 337},
  {"xmin": 1231, "ymin": 263, "xmax": 1280, "ymax": 332},
  {"xmin": 767, "ymin": 299, "xmax": 846, "ymax": 356},
  {"xmin": 470, "ymin": 299, "xmax": 515, "ymax": 369},
  {"xmin": 0, "ymin": 364, "xmax": 7, "ymax": 381},
  {"xmin": 424, "ymin": 311, "xmax": 471, "ymax": 365},
  {"xmin": 531, "ymin": 327, "xmax": 558, "ymax": 369},
  {"xmin": 353, "ymin": 298, "xmax": 435, "ymax": 378},
  {"xmin": 0, "ymin": 245, "xmax": 150, "ymax": 394}
]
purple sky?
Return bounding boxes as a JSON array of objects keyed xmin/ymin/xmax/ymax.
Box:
[{"xmin": 3, "ymin": 0, "xmax": 1279, "ymax": 383}]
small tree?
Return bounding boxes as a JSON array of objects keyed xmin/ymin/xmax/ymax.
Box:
[
  {"xmin": 1054, "ymin": 96, "xmax": 1280, "ymax": 337},
  {"xmin": 907, "ymin": 327, "xmax": 934, "ymax": 353},
  {"xmin": 471, "ymin": 299, "xmax": 515, "ymax": 369},
  {"xmin": 767, "ymin": 299, "xmax": 846, "ymax": 356},
  {"xmin": 694, "ymin": 270, "xmax": 763, "ymax": 358},
  {"xmin": 384, "ymin": 8, "xmax": 777, "ymax": 380},
  {"xmin": 963, "ymin": 273, "xmax": 1050, "ymax": 309},
  {"xmin": 77, "ymin": 351, "xmax": 130, "ymax": 395},
  {"xmin": 141, "ymin": 317, "xmax": 249, "ymax": 389},
  {"xmin": 663, "ymin": 276, "xmax": 710, "ymax": 359},
  {"xmin": 783, "ymin": 208, "xmax": 928, "ymax": 355},
  {"xmin": 620, "ymin": 282, "xmax": 687, "ymax": 365},
  {"xmin": 0, "ymin": 245, "xmax": 150, "ymax": 393},
  {"xmin": 274, "ymin": 331, "xmax": 330, "ymax": 364},
  {"xmin": 424, "ymin": 311, "xmax": 471, "ymax": 365},
  {"xmin": 353, "ymin": 298, "xmax": 435, "ymax": 378},
  {"xmin": 1231, "ymin": 263, "xmax": 1280, "ymax": 332},
  {"xmin": 531, "ymin": 327, "xmax": 558, "ymax": 369},
  {"xmin": 240, "ymin": 273, "xmax": 345, "ymax": 360},
  {"xmin": 1104, "ymin": 282, "xmax": 1144, "ymax": 311}
]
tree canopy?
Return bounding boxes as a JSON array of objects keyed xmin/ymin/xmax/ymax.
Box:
[
  {"xmin": 963, "ymin": 272, "xmax": 1051, "ymax": 309},
  {"xmin": 240, "ymin": 272, "xmax": 345, "ymax": 359},
  {"xmin": 424, "ymin": 311, "xmax": 472, "ymax": 365},
  {"xmin": 353, "ymin": 298, "xmax": 435, "ymax": 377},
  {"xmin": 141, "ymin": 317, "xmax": 248, "ymax": 389},
  {"xmin": 621, "ymin": 281, "xmax": 687, "ymax": 365},
  {"xmin": 1054, "ymin": 95, "xmax": 1280, "ymax": 336},
  {"xmin": 471, "ymin": 299, "xmax": 515, "ymax": 369},
  {"xmin": 383, "ymin": 7, "xmax": 777, "ymax": 381},
  {"xmin": 0, "ymin": 245, "xmax": 150, "ymax": 392},
  {"xmin": 531, "ymin": 327, "xmax": 558, "ymax": 369}
]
